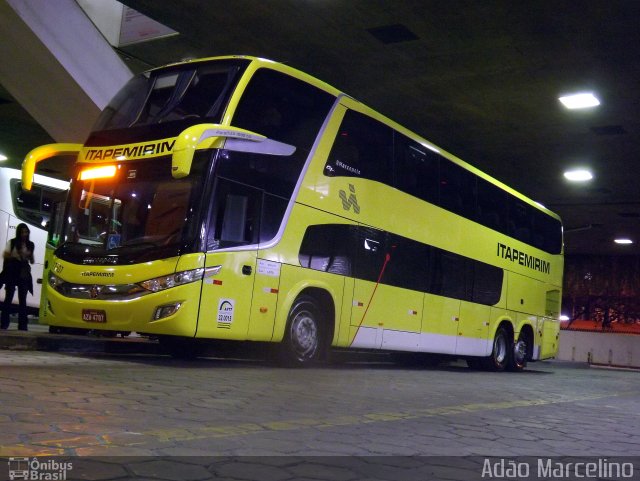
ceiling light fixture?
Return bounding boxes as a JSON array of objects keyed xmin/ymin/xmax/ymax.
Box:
[
  {"xmin": 564, "ymin": 169, "xmax": 593, "ymax": 182},
  {"xmin": 559, "ymin": 92, "xmax": 600, "ymax": 109},
  {"xmin": 614, "ymin": 238, "xmax": 633, "ymax": 245},
  {"xmin": 0, "ymin": 154, "xmax": 7, "ymax": 161}
]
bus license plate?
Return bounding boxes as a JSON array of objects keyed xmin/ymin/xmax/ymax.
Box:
[{"xmin": 82, "ymin": 309, "xmax": 107, "ymax": 323}]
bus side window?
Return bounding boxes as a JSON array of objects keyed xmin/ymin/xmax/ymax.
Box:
[
  {"xmin": 13, "ymin": 183, "xmax": 45, "ymax": 227},
  {"xmin": 430, "ymin": 250, "xmax": 467, "ymax": 300},
  {"xmin": 220, "ymin": 195, "xmax": 249, "ymax": 243},
  {"xmin": 439, "ymin": 161, "xmax": 477, "ymax": 219},
  {"xmin": 298, "ymin": 224, "xmax": 353, "ymax": 276},
  {"xmin": 233, "ymin": 68, "xmax": 334, "ymax": 153},
  {"xmin": 352, "ymin": 227, "xmax": 388, "ymax": 283},
  {"xmin": 477, "ymin": 177, "xmax": 507, "ymax": 231},
  {"xmin": 394, "ymin": 134, "xmax": 439, "ymax": 204},
  {"xmin": 207, "ymin": 178, "xmax": 261, "ymax": 249},
  {"xmin": 383, "ymin": 233, "xmax": 430, "ymax": 292},
  {"xmin": 324, "ymin": 110, "xmax": 393, "ymax": 185},
  {"xmin": 508, "ymin": 199, "xmax": 532, "ymax": 244}
]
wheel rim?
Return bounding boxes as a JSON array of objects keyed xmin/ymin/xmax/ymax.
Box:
[
  {"xmin": 513, "ymin": 339, "xmax": 527, "ymax": 366},
  {"xmin": 290, "ymin": 309, "xmax": 319, "ymax": 360},
  {"xmin": 494, "ymin": 332, "xmax": 508, "ymax": 364}
]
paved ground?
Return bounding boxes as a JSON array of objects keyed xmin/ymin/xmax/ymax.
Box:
[{"xmin": 1, "ymin": 322, "xmax": 640, "ymax": 480}]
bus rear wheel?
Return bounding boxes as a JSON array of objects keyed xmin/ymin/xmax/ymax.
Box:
[
  {"xmin": 507, "ymin": 333, "xmax": 528, "ymax": 372},
  {"xmin": 482, "ymin": 326, "xmax": 510, "ymax": 371},
  {"xmin": 280, "ymin": 296, "xmax": 324, "ymax": 366}
]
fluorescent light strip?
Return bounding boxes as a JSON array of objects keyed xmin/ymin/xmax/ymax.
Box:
[
  {"xmin": 564, "ymin": 169, "xmax": 593, "ymax": 182},
  {"xmin": 559, "ymin": 93, "xmax": 600, "ymax": 109}
]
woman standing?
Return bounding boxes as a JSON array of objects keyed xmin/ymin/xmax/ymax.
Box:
[{"xmin": 0, "ymin": 223, "xmax": 35, "ymax": 330}]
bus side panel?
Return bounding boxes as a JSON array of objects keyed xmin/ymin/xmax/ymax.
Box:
[
  {"xmin": 539, "ymin": 317, "xmax": 560, "ymax": 359},
  {"xmin": 246, "ymin": 259, "xmax": 281, "ymax": 341},
  {"xmin": 273, "ymin": 263, "xmax": 344, "ymax": 346},
  {"xmin": 506, "ymin": 270, "xmax": 545, "ymax": 317},
  {"xmin": 337, "ymin": 276, "xmax": 354, "ymax": 347},
  {"xmin": 456, "ymin": 301, "xmax": 491, "ymax": 356},
  {"xmin": 419, "ymin": 293, "xmax": 459, "ymax": 354}
]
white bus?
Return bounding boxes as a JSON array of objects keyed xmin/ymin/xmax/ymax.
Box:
[{"xmin": 0, "ymin": 167, "xmax": 68, "ymax": 312}]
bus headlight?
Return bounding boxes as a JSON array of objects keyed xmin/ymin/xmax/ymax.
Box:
[{"xmin": 139, "ymin": 268, "xmax": 205, "ymax": 292}]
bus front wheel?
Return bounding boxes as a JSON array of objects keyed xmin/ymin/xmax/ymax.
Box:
[{"xmin": 280, "ymin": 296, "xmax": 324, "ymax": 366}]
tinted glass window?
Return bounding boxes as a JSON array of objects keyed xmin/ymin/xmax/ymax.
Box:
[
  {"xmin": 431, "ymin": 251, "xmax": 468, "ymax": 300},
  {"xmin": 94, "ymin": 60, "xmax": 248, "ymax": 131},
  {"xmin": 508, "ymin": 198, "xmax": 532, "ymax": 244},
  {"xmin": 233, "ymin": 68, "xmax": 334, "ymax": 154},
  {"xmin": 477, "ymin": 177, "xmax": 507, "ymax": 231},
  {"xmin": 394, "ymin": 135, "xmax": 439, "ymax": 204},
  {"xmin": 324, "ymin": 110, "xmax": 393, "ymax": 185},
  {"xmin": 439, "ymin": 160, "xmax": 477, "ymax": 219},
  {"xmin": 207, "ymin": 177, "xmax": 261, "ymax": 250},
  {"xmin": 384, "ymin": 234, "xmax": 429, "ymax": 292},
  {"xmin": 216, "ymin": 150, "xmax": 303, "ymax": 199},
  {"xmin": 260, "ymin": 194, "xmax": 288, "ymax": 243},
  {"xmin": 353, "ymin": 227, "xmax": 388, "ymax": 282},
  {"xmin": 298, "ymin": 224, "xmax": 504, "ymax": 306},
  {"xmin": 11, "ymin": 180, "xmax": 66, "ymax": 229},
  {"xmin": 472, "ymin": 262, "xmax": 504, "ymax": 305},
  {"xmin": 298, "ymin": 224, "xmax": 353, "ymax": 275}
]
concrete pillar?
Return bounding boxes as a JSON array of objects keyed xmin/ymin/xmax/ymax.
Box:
[{"xmin": 0, "ymin": 0, "xmax": 132, "ymax": 143}]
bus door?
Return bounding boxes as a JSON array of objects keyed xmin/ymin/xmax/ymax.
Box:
[
  {"xmin": 197, "ymin": 248, "xmax": 257, "ymax": 340},
  {"xmin": 196, "ymin": 179, "xmax": 262, "ymax": 340}
]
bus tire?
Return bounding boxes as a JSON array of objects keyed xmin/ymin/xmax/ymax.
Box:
[
  {"xmin": 280, "ymin": 295, "xmax": 323, "ymax": 366},
  {"xmin": 507, "ymin": 332, "xmax": 529, "ymax": 372},
  {"xmin": 482, "ymin": 326, "xmax": 510, "ymax": 371}
]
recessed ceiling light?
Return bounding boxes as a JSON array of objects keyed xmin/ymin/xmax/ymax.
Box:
[
  {"xmin": 614, "ymin": 238, "xmax": 633, "ymax": 245},
  {"xmin": 0, "ymin": 154, "xmax": 7, "ymax": 161},
  {"xmin": 559, "ymin": 92, "xmax": 600, "ymax": 109},
  {"xmin": 564, "ymin": 169, "xmax": 593, "ymax": 181}
]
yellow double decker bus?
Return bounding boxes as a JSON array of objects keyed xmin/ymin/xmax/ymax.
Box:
[{"xmin": 23, "ymin": 56, "xmax": 563, "ymax": 370}]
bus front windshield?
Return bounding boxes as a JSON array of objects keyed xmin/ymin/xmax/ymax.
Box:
[{"xmin": 60, "ymin": 157, "xmax": 207, "ymax": 262}]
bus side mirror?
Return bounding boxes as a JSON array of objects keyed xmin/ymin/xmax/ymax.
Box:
[
  {"xmin": 22, "ymin": 143, "xmax": 82, "ymax": 190},
  {"xmin": 171, "ymin": 124, "xmax": 296, "ymax": 178}
]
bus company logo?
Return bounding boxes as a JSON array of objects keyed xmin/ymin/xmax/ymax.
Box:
[
  {"xmin": 339, "ymin": 184, "xmax": 360, "ymax": 214},
  {"xmin": 80, "ymin": 271, "xmax": 115, "ymax": 278},
  {"xmin": 7, "ymin": 457, "xmax": 73, "ymax": 480},
  {"xmin": 217, "ymin": 298, "xmax": 235, "ymax": 328},
  {"xmin": 83, "ymin": 139, "xmax": 176, "ymax": 161}
]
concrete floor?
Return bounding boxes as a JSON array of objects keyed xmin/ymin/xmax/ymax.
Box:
[{"xmin": 1, "ymin": 326, "xmax": 639, "ymax": 480}]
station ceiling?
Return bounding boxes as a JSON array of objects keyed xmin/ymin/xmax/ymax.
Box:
[{"xmin": 1, "ymin": 1, "xmax": 639, "ymax": 256}]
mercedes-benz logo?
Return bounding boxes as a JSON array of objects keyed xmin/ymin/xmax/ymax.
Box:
[{"xmin": 89, "ymin": 285, "xmax": 100, "ymax": 299}]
